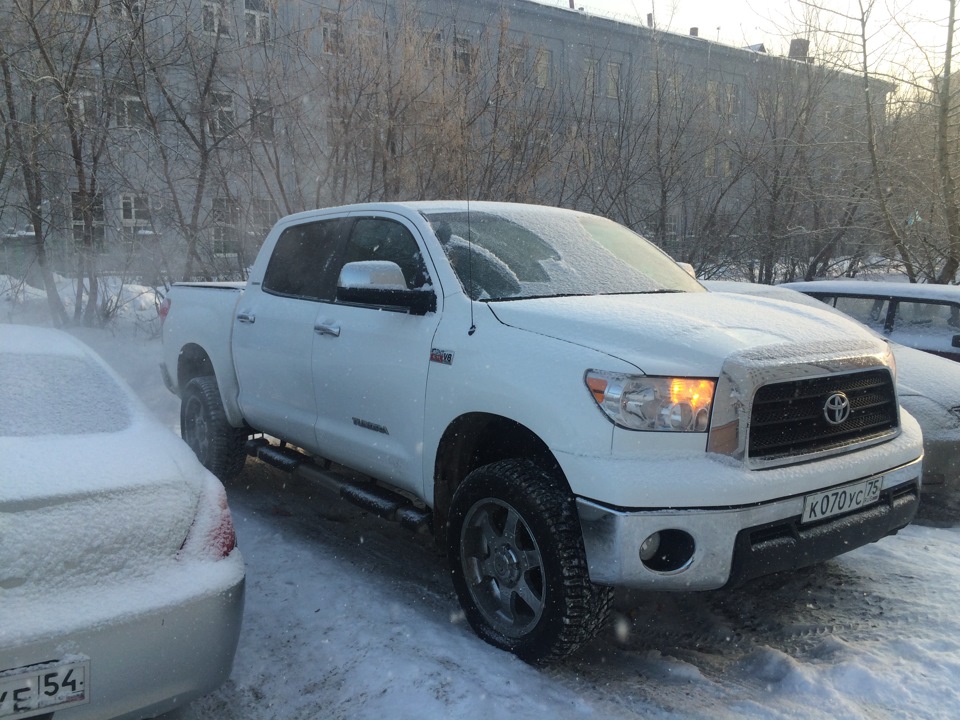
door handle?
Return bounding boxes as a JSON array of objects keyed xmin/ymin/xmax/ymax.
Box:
[
  {"xmin": 314, "ymin": 322, "xmax": 341, "ymax": 337},
  {"xmin": 236, "ymin": 311, "xmax": 256, "ymax": 324}
]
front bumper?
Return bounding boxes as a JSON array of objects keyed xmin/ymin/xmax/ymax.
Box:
[{"xmin": 577, "ymin": 456, "xmax": 921, "ymax": 590}]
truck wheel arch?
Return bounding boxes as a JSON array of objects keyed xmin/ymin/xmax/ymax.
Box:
[
  {"xmin": 433, "ymin": 413, "xmax": 567, "ymax": 541},
  {"xmin": 177, "ymin": 343, "xmax": 215, "ymax": 392}
]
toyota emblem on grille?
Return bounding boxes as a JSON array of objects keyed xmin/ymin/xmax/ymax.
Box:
[{"xmin": 823, "ymin": 392, "xmax": 851, "ymax": 425}]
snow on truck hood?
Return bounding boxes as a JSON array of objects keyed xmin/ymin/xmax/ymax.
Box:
[{"xmin": 487, "ymin": 291, "xmax": 886, "ymax": 376}]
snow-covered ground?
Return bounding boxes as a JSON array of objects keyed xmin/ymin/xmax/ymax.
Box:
[{"xmin": 8, "ymin": 278, "xmax": 960, "ymax": 719}]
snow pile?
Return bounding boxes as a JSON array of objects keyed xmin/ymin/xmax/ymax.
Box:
[{"xmin": 0, "ymin": 273, "xmax": 162, "ymax": 332}]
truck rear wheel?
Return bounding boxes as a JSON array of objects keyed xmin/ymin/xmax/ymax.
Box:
[
  {"xmin": 447, "ymin": 459, "xmax": 613, "ymax": 664},
  {"xmin": 181, "ymin": 376, "xmax": 247, "ymax": 481}
]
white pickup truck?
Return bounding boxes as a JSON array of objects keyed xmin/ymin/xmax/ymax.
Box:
[{"xmin": 160, "ymin": 201, "xmax": 923, "ymax": 664}]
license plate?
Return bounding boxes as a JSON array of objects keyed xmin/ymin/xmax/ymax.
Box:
[
  {"xmin": 802, "ymin": 476, "xmax": 883, "ymax": 524},
  {"xmin": 0, "ymin": 660, "xmax": 89, "ymax": 719}
]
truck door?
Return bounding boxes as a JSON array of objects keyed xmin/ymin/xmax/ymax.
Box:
[
  {"xmin": 232, "ymin": 217, "xmax": 345, "ymax": 450},
  {"xmin": 311, "ymin": 214, "xmax": 441, "ymax": 492}
]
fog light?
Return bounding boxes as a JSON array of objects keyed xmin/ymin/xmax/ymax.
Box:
[
  {"xmin": 639, "ymin": 532, "xmax": 661, "ymax": 562},
  {"xmin": 639, "ymin": 529, "xmax": 696, "ymax": 573}
]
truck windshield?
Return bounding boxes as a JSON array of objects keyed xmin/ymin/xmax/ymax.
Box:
[{"xmin": 421, "ymin": 206, "xmax": 705, "ymax": 301}]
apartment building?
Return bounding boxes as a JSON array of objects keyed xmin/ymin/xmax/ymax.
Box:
[{"xmin": 0, "ymin": 0, "xmax": 880, "ymax": 280}]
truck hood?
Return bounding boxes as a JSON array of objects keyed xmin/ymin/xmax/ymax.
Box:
[{"xmin": 487, "ymin": 291, "xmax": 885, "ymax": 376}]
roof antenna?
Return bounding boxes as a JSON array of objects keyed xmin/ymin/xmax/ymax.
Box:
[
  {"xmin": 467, "ymin": 196, "xmax": 476, "ymax": 336},
  {"xmin": 461, "ymin": 70, "xmax": 476, "ymax": 337}
]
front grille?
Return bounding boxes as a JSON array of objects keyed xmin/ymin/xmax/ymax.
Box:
[{"xmin": 748, "ymin": 368, "xmax": 898, "ymax": 460}]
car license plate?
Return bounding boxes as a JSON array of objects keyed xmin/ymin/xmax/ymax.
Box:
[
  {"xmin": 802, "ymin": 477, "xmax": 883, "ymax": 524},
  {"xmin": 0, "ymin": 660, "xmax": 89, "ymax": 719}
]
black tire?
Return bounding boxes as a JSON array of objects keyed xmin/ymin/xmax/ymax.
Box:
[
  {"xmin": 180, "ymin": 375, "xmax": 247, "ymax": 481},
  {"xmin": 447, "ymin": 459, "xmax": 613, "ymax": 665}
]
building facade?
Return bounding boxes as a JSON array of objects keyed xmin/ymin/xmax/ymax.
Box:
[{"xmin": 0, "ymin": 0, "xmax": 883, "ymax": 283}]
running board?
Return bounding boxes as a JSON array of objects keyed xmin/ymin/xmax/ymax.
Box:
[{"xmin": 245, "ymin": 438, "xmax": 433, "ymax": 534}]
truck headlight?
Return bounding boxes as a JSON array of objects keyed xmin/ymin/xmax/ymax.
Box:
[{"xmin": 585, "ymin": 371, "xmax": 716, "ymax": 432}]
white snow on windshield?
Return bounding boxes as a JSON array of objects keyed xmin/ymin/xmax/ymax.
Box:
[{"xmin": 424, "ymin": 206, "xmax": 702, "ymax": 300}]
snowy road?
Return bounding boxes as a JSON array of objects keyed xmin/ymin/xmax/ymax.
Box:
[
  {"xmin": 167, "ymin": 458, "xmax": 960, "ymax": 720},
  {"xmin": 80, "ymin": 328, "xmax": 960, "ymax": 720}
]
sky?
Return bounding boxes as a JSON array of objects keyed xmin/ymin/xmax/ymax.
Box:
[{"xmin": 537, "ymin": 0, "xmax": 953, "ymax": 81}]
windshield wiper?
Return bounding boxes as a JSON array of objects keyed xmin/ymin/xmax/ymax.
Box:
[{"xmin": 597, "ymin": 289, "xmax": 687, "ymax": 296}]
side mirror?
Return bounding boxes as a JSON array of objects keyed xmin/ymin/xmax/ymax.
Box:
[
  {"xmin": 336, "ymin": 261, "xmax": 436, "ymax": 315},
  {"xmin": 675, "ymin": 261, "xmax": 697, "ymax": 279},
  {"xmin": 952, "ymin": 334, "xmax": 960, "ymax": 349}
]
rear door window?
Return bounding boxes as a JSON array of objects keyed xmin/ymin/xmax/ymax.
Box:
[{"xmin": 263, "ymin": 219, "xmax": 344, "ymax": 301}]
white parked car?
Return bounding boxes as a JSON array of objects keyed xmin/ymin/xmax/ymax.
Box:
[
  {"xmin": 706, "ymin": 280, "xmax": 960, "ymax": 517},
  {"xmin": 0, "ymin": 324, "xmax": 245, "ymax": 720},
  {"xmin": 780, "ymin": 279, "xmax": 960, "ymax": 363}
]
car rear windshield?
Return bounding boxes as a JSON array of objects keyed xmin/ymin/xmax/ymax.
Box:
[
  {"xmin": 0, "ymin": 354, "xmax": 131, "ymax": 436},
  {"xmin": 421, "ymin": 206, "xmax": 704, "ymax": 300}
]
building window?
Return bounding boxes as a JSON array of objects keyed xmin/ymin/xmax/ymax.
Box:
[
  {"xmin": 725, "ymin": 83, "xmax": 741, "ymax": 118},
  {"xmin": 706, "ymin": 80, "xmax": 720, "ymax": 114},
  {"xmin": 321, "ymin": 11, "xmax": 343, "ymax": 54},
  {"xmin": 703, "ymin": 145, "xmax": 717, "ymax": 177},
  {"xmin": 453, "ymin": 36, "xmax": 473, "ymax": 75},
  {"xmin": 534, "ymin": 127, "xmax": 551, "ymax": 154},
  {"xmin": 111, "ymin": 0, "xmax": 142, "ymax": 19},
  {"xmin": 202, "ymin": 0, "xmax": 230, "ymax": 36},
  {"xmin": 120, "ymin": 192, "xmax": 153, "ymax": 244},
  {"xmin": 665, "ymin": 209, "xmax": 684, "ymax": 239},
  {"xmin": 651, "ymin": 72, "xmax": 680, "ymax": 105},
  {"xmin": 248, "ymin": 197, "xmax": 278, "ymax": 234},
  {"xmin": 534, "ymin": 48, "xmax": 551, "ymax": 89},
  {"xmin": 209, "ymin": 92, "xmax": 235, "ymax": 137},
  {"xmin": 606, "ymin": 62, "xmax": 621, "ymax": 99},
  {"xmin": 115, "ymin": 82, "xmax": 147, "ymax": 127},
  {"xmin": 424, "ymin": 32, "xmax": 443, "ymax": 68},
  {"xmin": 63, "ymin": 0, "xmax": 96, "ymax": 15},
  {"xmin": 505, "ymin": 45, "xmax": 526, "ymax": 82},
  {"xmin": 211, "ymin": 198, "xmax": 239, "ymax": 256},
  {"xmin": 72, "ymin": 192, "xmax": 105, "ymax": 250},
  {"xmin": 244, "ymin": 0, "xmax": 270, "ymax": 42},
  {"xmin": 584, "ymin": 58, "xmax": 599, "ymax": 96},
  {"xmin": 70, "ymin": 76, "xmax": 98, "ymax": 127},
  {"xmin": 251, "ymin": 97, "xmax": 274, "ymax": 140}
]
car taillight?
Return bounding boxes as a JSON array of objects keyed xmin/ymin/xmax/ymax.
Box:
[
  {"xmin": 158, "ymin": 296, "xmax": 171, "ymax": 326},
  {"xmin": 179, "ymin": 474, "xmax": 237, "ymax": 560}
]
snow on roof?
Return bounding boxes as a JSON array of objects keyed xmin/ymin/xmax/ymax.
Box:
[{"xmin": 781, "ymin": 279, "xmax": 960, "ymax": 304}]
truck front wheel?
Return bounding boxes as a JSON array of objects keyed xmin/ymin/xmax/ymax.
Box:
[
  {"xmin": 447, "ymin": 459, "xmax": 613, "ymax": 664},
  {"xmin": 181, "ymin": 376, "xmax": 247, "ymax": 481}
]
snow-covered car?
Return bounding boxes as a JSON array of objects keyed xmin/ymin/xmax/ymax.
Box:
[
  {"xmin": 0, "ymin": 325, "xmax": 245, "ymax": 720},
  {"xmin": 780, "ymin": 279, "xmax": 960, "ymax": 362},
  {"xmin": 706, "ymin": 281, "xmax": 960, "ymax": 515}
]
